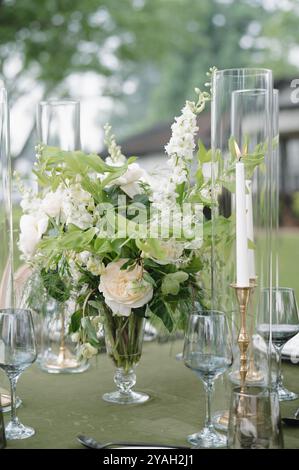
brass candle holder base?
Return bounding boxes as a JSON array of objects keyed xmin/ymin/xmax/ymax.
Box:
[{"xmin": 231, "ymin": 283, "xmax": 253, "ymax": 391}]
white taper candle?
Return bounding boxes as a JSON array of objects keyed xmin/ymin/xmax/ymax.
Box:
[
  {"xmin": 245, "ymin": 179, "xmax": 256, "ymax": 279},
  {"xmin": 236, "ymin": 161, "xmax": 250, "ymax": 287}
]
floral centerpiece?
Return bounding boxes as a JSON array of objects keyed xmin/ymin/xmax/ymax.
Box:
[{"xmin": 18, "ymin": 73, "xmax": 219, "ymax": 403}]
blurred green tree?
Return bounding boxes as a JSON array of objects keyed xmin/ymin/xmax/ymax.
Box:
[{"xmin": 0, "ymin": 0, "xmax": 298, "ymax": 138}]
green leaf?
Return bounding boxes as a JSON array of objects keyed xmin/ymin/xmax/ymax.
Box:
[
  {"xmin": 40, "ymin": 268, "xmax": 70, "ymax": 302},
  {"xmin": 101, "ymin": 163, "xmax": 129, "ymax": 188},
  {"xmin": 143, "ymin": 271, "xmax": 156, "ymax": 287},
  {"xmin": 195, "ymin": 167, "xmax": 204, "ymax": 187},
  {"xmin": 135, "ymin": 238, "xmax": 166, "ymax": 260},
  {"xmin": 184, "ymin": 256, "xmax": 203, "ymax": 274},
  {"xmin": 93, "ymin": 237, "xmax": 112, "ymax": 254},
  {"xmin": 59, "ymin": 227, "xmax": 96, "ymax": 251},
  {"xmin": 197, "ymin": 140, "xmax": 211, "ymax": 163},
  {"xmin": 69, "ymin": 310, "xmax": 83, "ymax": 333},
  {"xmin": 161, "ymin": 271, "xmax": 189, "ymax": 296},
  {"xmin": 81, "ymin": 317, "xmax": 100, "ymax": 345},
  {"xmin": 147, "ymin": 300, "xmax": 174, "ymax": 332},
  {"xmin": 248, "ymin": 239, "xmax": 256, "ymax": 250}
]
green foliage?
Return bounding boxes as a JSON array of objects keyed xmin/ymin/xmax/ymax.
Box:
[
  {"xmin": 40, "ymin": 268, "xmax": 70, "ymax": 303},
  {"xmin": 161, "ymin": 271, "xmax": 189, "ymax": 296}
]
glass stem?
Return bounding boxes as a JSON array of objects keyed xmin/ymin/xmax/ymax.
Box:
[
  {"xmin": 276, "ymin": 348, "xmax": 283, "ymax": 388},
  {"xmin": 9, "ymin": 375, "xmax": 19, "ymax": 425},
  {"xmin": 204, "ymin": 381, "xmax": 214, "ymax": 429}
]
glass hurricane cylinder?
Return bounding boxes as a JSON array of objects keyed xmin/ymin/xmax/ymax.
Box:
[
  {"xmin": 211, "ymin": 69, "xmax": 275, "ymax": 388},
  {"xmin": 0, "ymin": 86, "xmax": 22, "ymax": 417},
  {"xmin": 37, "ymin": 100, "xmax": 81, "ymax": 150},
  {"xmin": 210, "ymin": 70, "xmax": 277, "ymax": 431},
  {"xmin": 227, "ymin": 387, "xmax": 283, "ymax": 449},
  {"xmin": 103, "ymin": 311, "xmax": 149, "ymax": 405},
  {"xmin": 32, "ymin": 99, "xmax": 87, "ymax": 374}
]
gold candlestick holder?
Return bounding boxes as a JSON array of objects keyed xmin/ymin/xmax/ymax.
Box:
[
  {"xmin": 231, "ymin": 283, "xmax": 254, "ymax": 392},
  {"xmin": 213, "ymin": 280, "xmax": 256, "ymax": 431},
  {"xmin": 230, "ymin": 277, "xmax": 264, "ymax": 385}
]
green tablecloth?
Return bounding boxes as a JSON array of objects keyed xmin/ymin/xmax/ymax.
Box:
[{"xmin": 2, "ymin": 340, "xmax": 299, "ymax": 449}]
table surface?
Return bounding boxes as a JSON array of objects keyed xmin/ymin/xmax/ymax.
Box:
[{"xmin": 2, "ymin": 340, "xmax": 299, "ymax": 449}]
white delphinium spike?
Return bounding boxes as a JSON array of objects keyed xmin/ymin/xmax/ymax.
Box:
[{"xmin": 104, "ymin": 123, "xmax": 126, "ymax": 166}]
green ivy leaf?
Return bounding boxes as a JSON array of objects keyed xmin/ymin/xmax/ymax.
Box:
[{"xmin": 69, "ymin": 310, "xmax": 83, "ymax": 333}]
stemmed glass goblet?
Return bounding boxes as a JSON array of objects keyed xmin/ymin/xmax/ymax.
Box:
[
  {"xmin": 0, "ymin": 309, "xmax": 37, "ymax": 439},
  {"xmin": 183, "ymin": 310, "xmax": 233, "ymax": 448},
  {"xmin": 257, "ymin": 287, "xmax": 299, "ymax": 401}
]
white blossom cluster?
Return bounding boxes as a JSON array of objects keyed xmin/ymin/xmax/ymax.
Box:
[
  {"xmin": 18, "ymin": 183, "xmax": 95, "ymax": 260},
  {"xmin": 104, "ymin": 123, "xmax": 126, "ymax": 167},
  {"xmin": 165, "ymin": 101, "xmax": 198, "ymax": 164},
  {"xmin": 150, "ymin": 101, "xmax": 198, "ymax": 213}
]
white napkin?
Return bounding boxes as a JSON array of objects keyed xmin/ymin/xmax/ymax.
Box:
[
  {"xmin": 282, "ymin": 333, "xmax": 299, "ymax": 363},
  {"xmin": 253, "ymin": 333, "xmax": 299, "ymax": 364}
]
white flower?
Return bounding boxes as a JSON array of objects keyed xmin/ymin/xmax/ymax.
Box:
[
  {"xmin": 165, "ymin": 101, "xmax": 198, "ymax": 161},
  {"xmin": 41, "ymin": 188, "xmax": 65, "ymax": 218},
  {"xmin": 149, "ymin": 101, "xmax": 198, "ymax": 210},
  {"xmin": 19, "ymin": 214, "xmax": 48, "ymax": 258},
  {"xmin": 99, "ymin": 259, "xmax": 153, "ymax": 316},
  {"xmin": 87, "ymin": 257, "xmax": 104, "ymax": 276},
  {"xmin": 75, "ymin": 251, "xmax": 104, "ymax": 276},
  {"xmin": 71, "ymin": 332, "xmax": 80, "ymax": 343},
  {"xmin": 104, "ymin": 123, "xmax": 126, "ymax": 166},
  {"xmin": 61, "ymin": 184, "xmax": 94, "ymax": 229},
  {"xmin": 114, "ymin": 162, "xmax": 146, "ymax": 198},
  {"xmin": 20, "ymin": 191, "xmax": 41, "ymax": 214},
  {"xmin": 68, "ymin": 259, "xmax": 81, "ymax": 283},
  {"xmin": 79, "ymin": 342, "xmax": 98, "ymax": 359},
  {"xmin": 76, "ymin": 250, "xmax": 90, "ymax": 266}
]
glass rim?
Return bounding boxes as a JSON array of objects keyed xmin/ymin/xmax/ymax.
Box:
[
  {"xmin": 0, "ymin": 308, "xmax": 32, "ymax": 315},
  {"xmin": 38, "ymin": 99, "xmax": 80, "ymax": 107},
  {"xmin": 215, "ymin": 67, "xmax": 272, "ymax": 77},
  {"xmin": 189, "ymin": 309, "xmax": 226, "ymax": 317},
  {"xmin": 231, "ymin": 386, "xmax": 277, "ymax": 399},
  {"xmin": 261, "ymin": 287, "xmax": 295, "ymax": 293}
]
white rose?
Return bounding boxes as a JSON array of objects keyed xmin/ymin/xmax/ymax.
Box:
[
  {"xmin": 41, "ymin": 189, "xmax": 64, "ymax": 218},
  {"xmin": 99, "ymin": 259, "xmax": 153, "ymax": 316},
  {"xmin": 19, "ymin": 214, "xmax": 48, "ymax": 258},
  {"xmin": 114, "ymin": 163, "xmax": 146, "ymax": 198}
]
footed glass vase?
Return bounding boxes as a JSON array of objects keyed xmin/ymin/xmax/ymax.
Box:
[{"xmin": 103, "ymin": 313, "xmax": 149, "ymax": 405}]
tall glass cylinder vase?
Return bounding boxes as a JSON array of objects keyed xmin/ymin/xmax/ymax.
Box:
[
  {"xmin": 31, "ymin": 99, "xmax": 87, "ymax": 373},
  {"xmin": 0, "ymin": 86, "xmax": 21, "ymax": 416},
  {"xmin": 210, "ymin": 69, "xmax": 277, "ymax": 428}
]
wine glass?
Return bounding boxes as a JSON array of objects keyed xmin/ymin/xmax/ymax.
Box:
[
  {"xmin": 227, "ymin": 387, "xmax": 283, "ymax": 449},
  {"xmin": 0, "ymin": 309, "xmax": 37, "ymax": 439},
  {"xmin": 183, "ymin": 310, "xmax": 233, "ymax": 448},
  {"xmin": 257, "ymin": 287, "xmax": 299, "ymax": 401}
]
